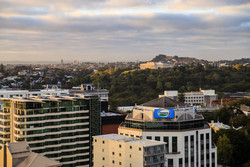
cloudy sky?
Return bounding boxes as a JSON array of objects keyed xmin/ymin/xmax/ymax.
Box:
[{"xmin": 0, "ymin": 0, "xmax": 249, "ymax": 63}]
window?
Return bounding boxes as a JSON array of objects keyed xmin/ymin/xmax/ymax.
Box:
[
  {"xmin": 119, "ymin": 162, "xmax": 122, "ymax": 165},
  {"xmin": 168, "ymin": 159, "xmax": 173, "ymax": 167},
  {"xmin": 172, "ymin": 137, "xmax": 178, "ymax": 152},
  {"xmin": 112, "ymin": 152, "xmax": 115, "ymax": 155},
  {"xmin": 102, "ymin": 140, "xmax": 105, "ymax": 144},
  {"xmin": 164, "ymin": 137, "xmax": 169, "ymax": 152},
  {"xmin": 112, "ymin": 160, "xmax": 115, "ymax": 164},
  {"xmin": 139, "ymin": 147, "xmax": 141, "ymax": 151},
  {"xmin": 120, "ymin": 133, "xmax": 123, "ymax": 135},
  {"xmin": 179, "ymin": 158, "xmax": 183, "ymax": 167},
  {"xmin": 201, "ymin": 134, "xmax": 204, "ymax": 140},
  {"xmin": 155, "ymin": 136, "xmax": 160, "ymax": 141},
  {"xmin": 119, "ymin": 153, "xmax": 121, "ymax": 156},
  {"xmin": 95, "ymin": 139, "xmax": 97, "ymax": 142},
  {"xmin": 130, "ymin": 154, "xmax": 132, "ymax": 158},
  {"xmin": 146, "ymin": 136, "xmax": 152, "ymax": 140},
  {"xmin": 119, "ymin": 144, "xmax": 121, "ymax": 148},
  {"xmin": 130, "ymin": 146, "xmax": 132, "ymax": 149},
  {"xmin": 102, "ymin": 157, "xmax": 105, "ymax": 160},
  {"xmin": 102, "ymin": 149, "xmax": 104, "ymax": 152},
  {"xmin": 185, "ymin": 136, "xmax": 188, "ymax": 164},
  {"xmin": 131, "ymin": 135, "xmax": 134, "ymax": 137},
  {"xmin": 125, "ymin": 134, "xmax": 129, "ymax": 136}
]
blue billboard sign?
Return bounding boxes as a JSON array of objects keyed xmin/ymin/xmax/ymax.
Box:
[{"xmin": 154, "ymin": 109, "xmax": 175, "ymax": 118}]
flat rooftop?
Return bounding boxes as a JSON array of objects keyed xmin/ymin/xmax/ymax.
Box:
[{"xmin": 94, "ymin": 134, "xmax": 165, "ymax": 147}]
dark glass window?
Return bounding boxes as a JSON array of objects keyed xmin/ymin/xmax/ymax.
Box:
[
  {"xmin": 168, "ymin": 159, "xmax": 173, "ymax": 167},
  {"xmin": 155, "ymin": 136, "xmax": 160, "ymax": 141},
  {"xmin": 172, "ymin": 137, "xmax": 178, "ymax": 152},
  {"xmin": 164, "ymin": 136, "xmax": 169, "ymax": 152},
  {"xmin": 179, "ymin": 158, "xmax": 183, "ymax": 167}
]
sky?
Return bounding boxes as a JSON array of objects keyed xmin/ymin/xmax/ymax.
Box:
[{"xmin": 0, "ymin": 0, "xmax": 250, "ymax": 63}]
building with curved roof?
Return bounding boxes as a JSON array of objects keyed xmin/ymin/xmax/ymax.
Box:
[{"xmin": 118, "ymin": 97, "xmax": 217, "ymax": 167}]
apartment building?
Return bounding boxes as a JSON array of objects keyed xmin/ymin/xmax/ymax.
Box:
[
  {"xmin": 93, "ymin": 134, "xmax": 166, "ymax": 167},
  {"xmin": 118, "ymin": 97, "xmax": 217, "ymax": 167},
  {"xmin": 0, "ymin": 95, "xmax": 101, "ymax": 167},
  {"xmin": 159, "ymin": 89, "xmax": 218, "ymax": 105}
]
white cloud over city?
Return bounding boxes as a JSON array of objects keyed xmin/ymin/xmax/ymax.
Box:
[{"xmin": 0, "ymin": 0, "xmax": 249, "ymax": 62}]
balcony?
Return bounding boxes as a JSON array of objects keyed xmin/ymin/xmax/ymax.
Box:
[
  {"xmin": 144, "ymin": 149, "xmax": 165, "ymax": 156},
  {"xmin": 144, "ymin": 159, "xmax": 165, "ymax": 165}
]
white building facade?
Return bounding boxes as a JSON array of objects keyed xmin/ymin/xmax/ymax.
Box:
[
  {"xmin": 159, "ymin": 89, "xmax": 218, "ymax": 106},
  {"xmin": 118, "ymin": 97, "xmax": 217, "ymax": 167},
  {"xmin": 0, "ymin": 88, "xmax": 69, "ymax": 98},
  {"xmin": 93, "ymin": 134, "xmax": 166, "ymax": 167}
]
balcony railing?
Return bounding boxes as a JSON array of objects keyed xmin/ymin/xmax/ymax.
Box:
[
  {"xmin": 144, "ymin": 149, "xmax": 165, "ymax": 156},
  {"xmin": 144, "ymin": 159, "xmax": 165, "ymax": 165}
]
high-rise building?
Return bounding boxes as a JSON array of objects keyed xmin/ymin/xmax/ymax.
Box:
[
  {"xmin": 0, "ymin": 95, "xmax": 101, "ymax": 167},
  {"xmin": 159, "ymin": 89, "xmax": 218, "ymax": 106},
  {"xmin": 70, "ymin": 84, "xmax": 109, "ymax": 112},
  {"xmin": 93, "ymin": 134, "xmax": 166, "ymax": 167},
  {"xmin": 118, "ymin": 97, "xmax": 217, "ymax": 167}
]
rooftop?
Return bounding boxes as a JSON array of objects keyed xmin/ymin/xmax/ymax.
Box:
[
  {"xmin": 17, "ymin": 152, "xmax": 61, "ymax": 167},
  {"xmin": 8, "ymin": 141, "xmax": 30, "ymax": 154},
  {"xmin": 140, "ymin": 97, "xmax": 186, "ymax": 108},
  {"xmin": 7, "ymin": 142, "xmax": 61, "ymax": 167},
  {"xmin": 94, "ymin": 134, "xmax": 165, "ymax": 147}
]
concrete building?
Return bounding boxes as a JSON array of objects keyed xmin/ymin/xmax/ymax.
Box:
[
  {"xmin": 93, "ymin": 134, "xmax": 166, "ymax": 167},
  {"xmin": 140, "ymin": 62, "xmax": 174, "ymax": 69},
  {"xmin": 118, "ymin": 97, "xmax": 217, "ymax": 167},
  {"xmin": 0, "ymin": 95, "xmax": 101, "ymax": 167},
  {"xmin": 0, "ymin": 141, "xmax": 61, "ymax": 167},
  {"xmin": 159, "ymin": 89, "xmax": 218, "ymax": 106},
  {"xmin": 101, "ymin": 111, "xmax": 126, "ymax": 135},
  {"xmin": 70, "ymin": 84, "xmax": 109, "ymax": 112}
]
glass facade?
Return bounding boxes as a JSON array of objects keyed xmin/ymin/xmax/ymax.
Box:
[
  {"xmin": 122, "ymin": 119, "xmax": 205, "ymax": 131},
  {"xmin": 0, "ymin": 97, "xmax": 101, "ymax": 167}
]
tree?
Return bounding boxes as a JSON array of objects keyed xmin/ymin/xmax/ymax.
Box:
[
  {"xmin": 156, "ymin": 81, "xmax": 163, "ymax": 91},
  {"xmin": 217, "ymin": 134, "xmax": 233, "ymax": 165},
  {"xmin": 178, "ymin": 87, "xmax": 185, "ymax": 103},
  {"xmin": 109, "ymin": 99, "xmax": 118, "ymax": 111},
  {"xmin": 164, "ymin": 82, "xmax": 172, "ymax": 90}
]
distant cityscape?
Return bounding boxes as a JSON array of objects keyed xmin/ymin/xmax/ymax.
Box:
[{"xmin": 0, "ymin": 55, "xmax": 249, "ymax": 167}]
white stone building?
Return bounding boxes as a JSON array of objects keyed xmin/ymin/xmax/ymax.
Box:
[
  {"xmin": 118, "ymin": 97, "xmax": 217, "ymax": 167},
  {"xmin": 159, "ymin": 89, "xmax": 218, "ymax": 106}
]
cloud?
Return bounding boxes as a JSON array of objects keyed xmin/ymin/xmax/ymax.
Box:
[{"xmin": 0, "ymin": 0, "xmax": 249, "ymax": 62}]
